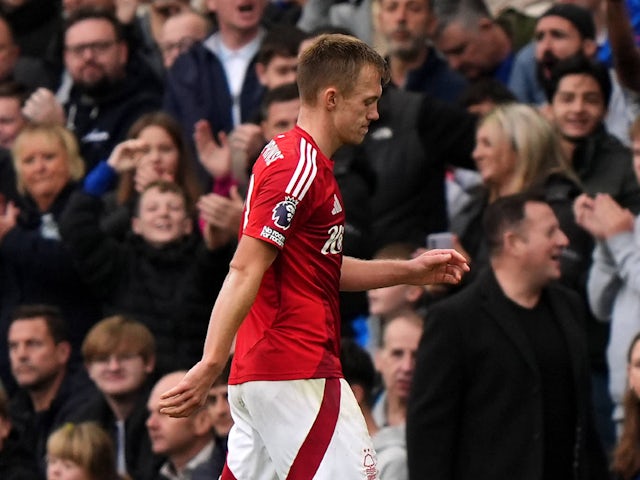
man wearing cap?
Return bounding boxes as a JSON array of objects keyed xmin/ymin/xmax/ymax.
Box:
[{"xmin": 509, "ymin": 2, "xmax": 638, "ymax": 144}]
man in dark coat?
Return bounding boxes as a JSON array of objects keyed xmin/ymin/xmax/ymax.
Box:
[{"xmin": 407, "ymin": 192, "xmax": 609, "ymax": 480}]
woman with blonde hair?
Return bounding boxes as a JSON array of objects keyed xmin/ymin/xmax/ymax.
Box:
[
  {"xmin": 451, "ymin": 102, "xmax": 592, "ymax": 290},
  {"xmin": 47, "ymin": 422, "xmax": 126, "ymax": 480},
  {"xmin": 0, "ymin": 123, "xmax": 101, "ymax": 379}
]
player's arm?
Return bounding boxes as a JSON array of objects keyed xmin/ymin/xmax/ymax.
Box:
[
  {"xmin": 339, "ymin": 249, "xmax": 469, "ymax": 292},
  {"xmin": 158, "ymin": 235, "xmax": 278, "ymax": 417}
]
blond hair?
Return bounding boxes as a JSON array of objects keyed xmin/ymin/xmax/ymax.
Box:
[
  {"xmin": 82, "ymin": 315, "xmax": 155, "ymax": 364},
  {"xmin": 478, "ymin": 103, "xmax": 578, "ymax": 202},
  {"xmin": 11, "ymin": 123, "xmax": 85, "ymax": 195},
  {"xmin": 47, "ymin": 422, "xmax": 120, "ymax": 480}
]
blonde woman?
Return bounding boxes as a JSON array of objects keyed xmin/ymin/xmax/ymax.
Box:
[
  {"xmin": 451, "ymin": 103, "xmax": 592, "ymax": 291},
  {"xmin": 0, "ymin": 124, "xmax": 101, "ymax": 378}
]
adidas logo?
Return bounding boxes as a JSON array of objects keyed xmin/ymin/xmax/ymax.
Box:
[{"xmin": 331, "ymin": 194, "xmax": 342, "ymax": 215}]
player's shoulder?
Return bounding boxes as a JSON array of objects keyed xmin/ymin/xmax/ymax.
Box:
[{"xmin": 255, "ymin": 128, "xmax": 319, "ymax": 174}]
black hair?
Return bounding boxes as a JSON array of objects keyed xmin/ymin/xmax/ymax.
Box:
[{"xmin": 545, "ymin": 55, "xmax": 612, "ymax": 108}]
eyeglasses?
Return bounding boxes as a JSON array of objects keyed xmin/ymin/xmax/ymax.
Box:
[
  {"xmin": 65, "ymin": 40, "xmax": 117, "ymax": 57},
  {"xmin": 160, "ymin": 36, "xmax": 198, "ymax": 55}
]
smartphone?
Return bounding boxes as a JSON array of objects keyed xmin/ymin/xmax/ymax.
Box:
[{"xmin": 426, "ymin": 232, "xmax": 455, "ymax": 250}]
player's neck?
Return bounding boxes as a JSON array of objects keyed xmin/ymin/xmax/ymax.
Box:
[{"xmin": 296, "ymin": 109, "xmax": 341, "ymax": 159}]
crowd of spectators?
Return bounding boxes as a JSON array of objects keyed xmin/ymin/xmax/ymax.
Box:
[{"xmin": 2, "ymin": 0, "xmax": 640, "ymax": 478}]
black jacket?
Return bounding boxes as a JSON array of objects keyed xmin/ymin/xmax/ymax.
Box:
[
  {"xmin": 65, "ymin": 55, "xmax": 162, "ymax": 171},
  {"xmin": 9, "ymin": 369, "xmax": 96, "ymax": 476},
  {"xmin": 0, "ymin": 427, "xmax": 42, "ymax": 480},
  {"xmin": 407, "ymin": 268, "xmax": 609, "ymax": 480},
  {"xmin": 70, "ymin": 383, "xmax": 161, "ymax": 480},
  {"xmin": 60, "ymin": 191, "xmax": 232, "ymax": 373},
  {"xmin": 0, "ymin": 183, "xmax": 102, "ymax": 388}
]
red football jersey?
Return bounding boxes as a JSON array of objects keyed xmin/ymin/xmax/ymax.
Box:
[{"xmin": 229, "ymin": 126, "xmax": 346, "ymax": 384}]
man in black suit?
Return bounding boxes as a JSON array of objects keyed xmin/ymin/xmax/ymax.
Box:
[{"xmin": 407, "ymin": 192, "xmax": 609, "ymax": 480}]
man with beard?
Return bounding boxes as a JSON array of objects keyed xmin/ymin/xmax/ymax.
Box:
[
  {"xmin": 7, "ymin": 304, "xmax": 95, "ymax": 478},
  {"xmin": 375, "ymin": 0, "xmax": 467, "ymax": 103},
  {"xmin": 509, "ymin": 3, "xmax": 638, "ymax": 144},
  {"xmin": 22, "ymin": 7, "xmax": 162, "ymax": 172}
]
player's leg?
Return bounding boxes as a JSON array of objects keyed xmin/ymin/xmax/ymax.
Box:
[
  {"xmin": 313, "ymin": 379, "xmax": 378, "ymax": 479},
  {"xmin": 242, "ymin": 378, "xmax": 378, "ymax": 479},
  {"xmin": 223, "ymin": 384, "xmax": 278, "ymax": 480}
]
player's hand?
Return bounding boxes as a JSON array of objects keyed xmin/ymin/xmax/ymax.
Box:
[
  {"xmin": 409, "ymin": 248, "xmax": 469, "ymax": 286},
  {"xmin": 195, "ymin": 119, "xmax": 232, "ymax": 179},
  {"xmin": 159, "ymin": 360, "xmax": 220, "ymax": 418},
  {"xmin": 22, "ymin": 88, "xmax": 65, "ymax": 125}
]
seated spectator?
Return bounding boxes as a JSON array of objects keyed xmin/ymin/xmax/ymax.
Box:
[
  {"xmin": 0, "ymin": 123, "xmax": 102, "ymax": 387},
  {"xmin": 376, "ymin": 0, "xmax": 468, "ymax": 103},
  {"xmin": 163, "ymin": 0, "xmax": 268, "ymax": 187},
  {"xmin": 454, "ymin": 102, "xmax": 591, "ymax": 291},
  {"xmin": 59, "ymin": 180, "xmax": 232, "ymax": 374},
  {"xmin": 431, "ymin": 0, "xmax": 515, "ymax": 84},
  {"xmin": 206, "ymin": 356, "xmax": 233, "ymax": 448},
  {"xmin": 457, "ymin": 77, "xmax": 516, "ymax": 115},
  {"xmin": 612, "ymin": 332, "xmax": 640, "ymax": 480},
  {"xmin": 0, "ymin": 13, "xmax": 56, "ymax": 91},
  {"xmin": 83, "ymin": 111, "xmax": 202, "ymax": 240},
  {"xmin": 575, "ymin": 115, "xmax": 640, "ymax": 430},
  {"xmin": 0, "ymin": 0, "xmax": 61, "ymax": 60},
  {"xmin": 0, "ymin": 81, "xmax": 27, "ymax": 205},
  {"xmin": 8, "ymin": 305, "xmax": 95, "ymax": 476},
  {"xmin": 341, "ymin": 338, "xmax": 408, "ymax": 480},
  {"xmin": 147, "ymin": 371, "xmax": 225, "ymax": 480},
  {"xmin": 71, "ymin": 315, "xmax": 159, "ymax": 479},
  {"xmin": 195, "ymin": 83, "xmax": 301, "ymax": 247},
  {"xmin": 191, "ymin": 24, "xmax": 305, "ymax": 188},
  {"xmin": 546, "ymin": 56, "xmax": 640, "ymax": 213},
  {"xmin": 373, "ymin": 312, "xmax": 424, "ymax": 429},
  {"xmin": 22, "ymin": 7, "xmax": 162, "ymax": 172},
  {"xmin": 509, "ymin": 3, "xmax": 638, "ymax": 145},
  {"xmin": 159, "ymin": 8, "xmax": 211, "ymax": 69},
  {"xmin": 46, "ymin": 421, "xmax": 124, "ymax": 480},
  {"xmin": 362, "ymin": 243, "xmax": 425, "ymax": 352},
  {"xmin": 0, "ymin": 382, "xmax": 40, "ymax": 479}
]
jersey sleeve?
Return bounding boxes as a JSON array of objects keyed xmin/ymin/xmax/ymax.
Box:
[{"xmin": 242, "ymin": 138, "xmax": 317, "ymax": 249}]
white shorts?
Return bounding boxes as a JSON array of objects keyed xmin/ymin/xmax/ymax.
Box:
[{"xmin": 221, "ymin": 378, "xmax": 378, "ymax": 480}]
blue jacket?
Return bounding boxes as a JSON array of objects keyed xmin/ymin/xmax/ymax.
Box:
[{"xmin": 163, "ymin": 42, "xmax": 264, "ymax": 185}]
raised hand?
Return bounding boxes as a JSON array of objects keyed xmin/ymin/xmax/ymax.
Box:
[
  {"xmin": 194, "ymin": 119, "xmax": 231, "ymax": 179},
  {"xmin": 107, "ymin": 138, "xmax": 150, "ymax": 174},
  {"xmin": 22, "ymin": 88, "xmax": 65, "ymax": 125}
]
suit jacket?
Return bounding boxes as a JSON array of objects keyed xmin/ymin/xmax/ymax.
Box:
[{"xmin": 406, "ymin": 267, "xmax": 609, "ymax": 480}]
